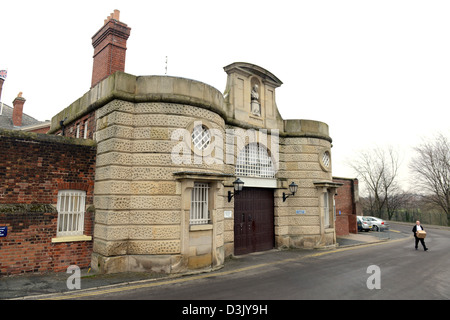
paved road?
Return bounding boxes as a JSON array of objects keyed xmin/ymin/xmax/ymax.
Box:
[{"xmin": 44, "ymin": 222, "xmax": 449, "ymax": 301}]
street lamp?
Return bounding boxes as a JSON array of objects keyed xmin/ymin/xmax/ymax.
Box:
[
  {"xmin": 283, "ymin": 182, "xmax": 298, "ymax": 202},
  {"xmin": 228, "ymin": 178, "xmax": 244, "ymax": 202}
]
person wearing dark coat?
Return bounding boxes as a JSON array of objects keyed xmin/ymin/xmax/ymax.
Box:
[{"xmin": 412, "ymin": 220, "xmax": 428, "ymax": 251}]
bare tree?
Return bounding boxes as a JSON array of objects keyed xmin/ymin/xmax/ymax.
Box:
[
  {"xmin": 409, "ymin": 133, "xmax": 450, "ymax": 224},
  {"xmin": 349, "ymin": 145, "xmax": 403, "ymax": 219},
  {"xmin": 385, "ymin": 187, "xmax": 412, "ymax": 220}
]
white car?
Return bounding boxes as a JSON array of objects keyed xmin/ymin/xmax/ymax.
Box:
[
  {"xmin": 365, "ymin": 216, "xmax": 389, "ymax": 231},
  {"xmin": 357, "ymin": 216, "xmax": 372, "ymax": 232}
]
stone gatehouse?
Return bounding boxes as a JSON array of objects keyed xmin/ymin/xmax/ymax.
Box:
[
  {"xmin": 1, "ymin": 11, "xmax": 343, "ymax": 275},
  {"xmin": 49, "ymin": 62, "xmax": 341, "ymax": 273}
]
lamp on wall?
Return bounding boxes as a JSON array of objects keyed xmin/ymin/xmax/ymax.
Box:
[
  {"xmin": 283, "ymin": 182, "xmax": 298, "ymax": 202},
  {"xmin": 59, "ymin": 117, "xmax": 67, "ymax": 136},
  {"xmin": 228, "ymin": 178, "xmax": 244, "ymax": 202}
]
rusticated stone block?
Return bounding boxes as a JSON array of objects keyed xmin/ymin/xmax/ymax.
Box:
[{"xmin": 127, "ymin": 240, "xmax": 181, "ymax": 255}]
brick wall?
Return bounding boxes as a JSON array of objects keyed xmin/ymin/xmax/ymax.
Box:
[
  {"xmin": 0, "ymin": 206, "xmax": 94, "ymax": 274},
  {"xmin": 56, "ymin": 111, "xmax": 96, "ymax": 140},
  {"xmin": 333, "ymin": 177, "xmax": 361, "ymax": 235},
  {"xmin": 0, "ymin": 129, "xmax": 96, "ymax": 275}
]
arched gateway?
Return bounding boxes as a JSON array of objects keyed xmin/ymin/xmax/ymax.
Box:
[{"xmin": 234, "ymin": 143, "xmax": 276, "ymax": 255}]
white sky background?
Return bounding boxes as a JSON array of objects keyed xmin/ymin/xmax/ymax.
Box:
[{"xmin": 1, "ymin": 0, "xmax": 450, "ymax": 191}]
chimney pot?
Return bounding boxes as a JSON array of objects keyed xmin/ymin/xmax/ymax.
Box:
[{"xmin": 113, "ymin": 10, "xmax": 120, "ymax": 20}]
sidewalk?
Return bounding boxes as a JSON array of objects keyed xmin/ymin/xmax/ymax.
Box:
[
  {"xmin": 0, "ymin": 232, "xmax": 402, "ymax": 300},
  {"xmin": 336, "ymin": 232, "xmax": 388, "ymax": 247}
]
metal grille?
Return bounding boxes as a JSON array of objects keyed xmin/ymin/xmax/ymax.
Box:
[
  {"xmin": 322, "ymin": 151, "xmax": 331, "ymax": 168},
  {"xmin": 190, "ymin": 183, "xmax": 210, "ymax": 225},
  {"xmin": 236, "ymin": 143, "xmax": 275, "ymax": 178},
  {"xmin": 192, "ymin": 125, "xmax": 211, "ymax": 150},
  {"xmin": 56, "ymin": 190, "xmax": 86, "ymax": 236}
]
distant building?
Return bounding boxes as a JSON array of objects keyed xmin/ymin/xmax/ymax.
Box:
[
  {"xmin": 333, "ymin": 177, "xmax": 361, "ymax": 235},
  {"xmin": 0, "ymin": 93, "xmax": 50, "ymax": 133}
]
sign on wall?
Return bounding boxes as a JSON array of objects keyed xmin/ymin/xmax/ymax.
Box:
[
  {"xmin": 0, "ymin": 226, "xmax": 7, "ymax": 237},
  {"xmin": 224, "ymin": 210, "xmax": 232, "ymax": 219}
]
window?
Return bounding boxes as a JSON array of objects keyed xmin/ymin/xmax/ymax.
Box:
[
  {"xmin": 83, "ymin": 120, "xmax": 88, "ymax": 139},
  {"xmin": 319, "ymin": 150, "xmax": 331, "ymax": 172},
  {"xmin": 323, "ymin": 192, "xmax": 330, "ymax": 228},
  {"xmin": 190, "ymin": 183, "xmax": 209, "ymax": 225},
  {"xmin": 76, "ymin": 123, "xmax": 80, "ymax": 138},
  {"xmin": 192, "ymin": 125, "xmax": 211, "ymax": 150},
  {"xmin": 322, "ymin": 151, "xmax": 330, "ymax": 168},
  {"xmin": 236, "ymin": 143, "xmax": 275, "ymax": 178},
  {"xmin": 56, "ymin": 190, "xmax": 86, "ymax": 236}
]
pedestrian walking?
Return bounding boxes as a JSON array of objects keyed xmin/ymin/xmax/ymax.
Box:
[{"xmin": 412, "ymin": 220, "xmax": 428, "ymax": 251}]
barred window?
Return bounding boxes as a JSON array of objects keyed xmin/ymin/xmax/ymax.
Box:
[
  {"xmin": 236, "ymin": 143, "xmax": 275, "ymax": 178},
  {"xmin": 192, "ymin": 125, "xmax": 211, "ymax": 150},
  {"xmin": 190, "ymin": 183, "xmax": 210, "ymax": 225},
  {"xmin": 319, "ymin": 149, "xmax": 332, "ymax": 172},
  {"xmin": 56, "ymin": 190, "xmax": 86, "ymax": 236},
  {"xmin": 322, "ymin": 151, "xmax": 331, "ymax": 168}
]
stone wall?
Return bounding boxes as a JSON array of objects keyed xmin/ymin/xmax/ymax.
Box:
[
  {"xmin": 277, "ymin": 135, "xmax": 336, "ymax": 249},
  {"xmin": 91, "ymin": 76, "xmax": 228, "ymax": 274}
]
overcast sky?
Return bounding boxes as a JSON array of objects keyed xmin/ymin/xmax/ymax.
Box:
[{"xmin": 2, "ymin": 0, "xmax": 450, "ymax": 190}]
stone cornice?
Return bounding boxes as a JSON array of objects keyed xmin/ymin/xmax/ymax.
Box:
[{"xmin": 49, "ymin": 72, "xmax": 332, "ymax": 143}]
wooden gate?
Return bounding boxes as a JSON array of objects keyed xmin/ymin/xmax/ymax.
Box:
[{"xmin": 234, "ymin": 187, "xmax": 274, "ymax": 255}]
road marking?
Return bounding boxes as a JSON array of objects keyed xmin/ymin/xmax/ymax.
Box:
[{"xmin": 39, "ymin": 236, "xmax": 411, "ymax": 300}]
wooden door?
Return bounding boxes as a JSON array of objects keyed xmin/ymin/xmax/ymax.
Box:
[{"xmin": 234, "ymin": 187, "xmax": 274, "ymax": 255}]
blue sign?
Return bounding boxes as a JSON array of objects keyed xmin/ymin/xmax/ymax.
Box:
[
  {"xmin": 296, "ymin": 210, "xmax": 306, "ymax": 214},
  {"xmin": 0, "ymin": 226, "xmax": 7, "ymax": 237}
]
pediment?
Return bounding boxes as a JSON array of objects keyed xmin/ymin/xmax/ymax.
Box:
[{"xmin": 223, "ymin": 62, "xmax": 283, "ymax": 88}]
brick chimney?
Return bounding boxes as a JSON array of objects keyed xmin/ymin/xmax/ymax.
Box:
[
  {"xmin": 91, "ymin": 10, "xmax": 131, "ymax": 88},
  {"xmin": 12, "ymin": 92, "xmax": 26, "ymax": 127}
]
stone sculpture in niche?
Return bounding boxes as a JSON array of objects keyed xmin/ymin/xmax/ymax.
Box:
[{"xmin": 251, "ymin": 84, "xmax": 261, "ymax": 117}]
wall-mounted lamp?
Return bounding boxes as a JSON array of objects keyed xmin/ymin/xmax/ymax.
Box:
[
  {"xmin": 59, "ymin": 117, "xmax": 67, "ymax": 136},
  {"xmin": 283, "ymin": 182, "xmax": 298, "ymax": 202},
  {"xmin": 228, "ymin": 178, "xmax": 244, "ymax": 202}
]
